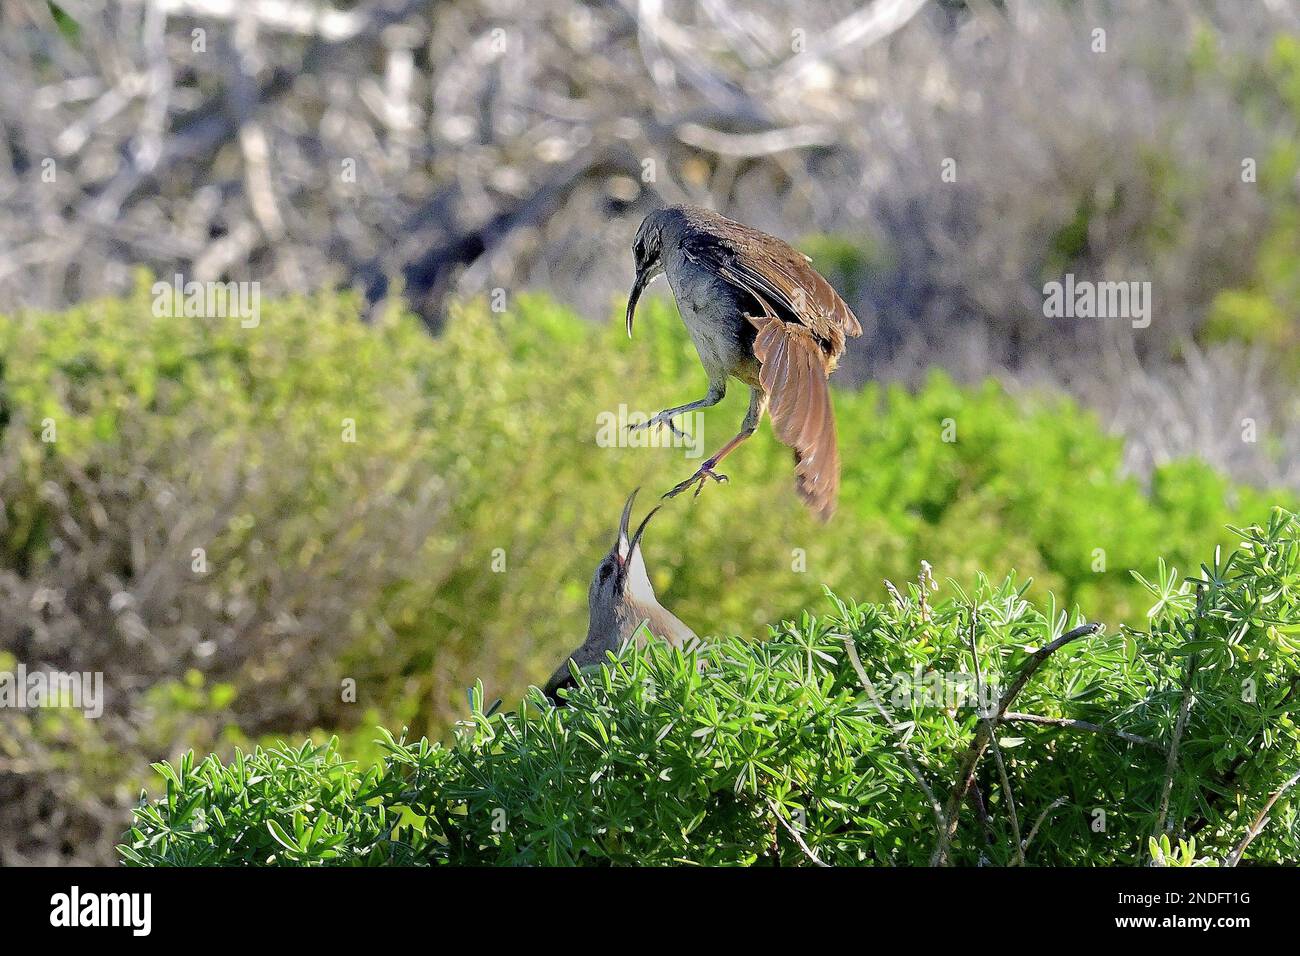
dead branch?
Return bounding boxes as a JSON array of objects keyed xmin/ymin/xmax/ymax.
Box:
[
  {"xmin": 931, "ymin": 621, "xmax": 1103, "ymax": 866},
  {"xmin": 1020, "ymin": 796, "xmax": 1068, "ymax": 861},
  {"xmin": 1226, "ymin": 768, "xmax": 1300, "ymax": 866},
  {"xmin": 765, "ymin": 797, "xmax": 829, "ymax": 868},
  {"xmin": 841, "ymin": 633, "xmax": 948, "ymax": 834},
  {"xmin": 1155, "ymin": 586, "xmax": 1204, "ymax": 839},
  {"xmin": 966, "ymin": 606, "xmax": 1023, "ymax": 865},
  {"xmin": 1000, "ymin": 712, "xmax": 1165, "ymax": 751}
]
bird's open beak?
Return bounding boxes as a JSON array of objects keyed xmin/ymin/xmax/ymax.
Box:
[
  {"xmin": 614, "ymin": 488, "xmax": 639, "ymax": 568},
  {"xmin": 625, "ymin": 270, "xmax": 646, "ymax": 339},
  {"xmin": 613, "ymin": 488, "xmax": 660, "ymax": 569},
  {"xmin": 628, "ymin": 503, "xmax": 661, "ymax": 558}
]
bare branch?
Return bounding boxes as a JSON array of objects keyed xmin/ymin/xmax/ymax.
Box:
[
  {"xmin": 1226, "ymin": 768, "xmax": 1300, "ymax": 866},
  {"xmin": 966, "ymin": 606, "xmax": 1022, "ymax": 865},
  {"xmin": 1155, "ymin": 585, "xmax": 1204, "ymax": 839},
  {"xmin": 129, "ymin": 0, "xmax": 370, "ymax": 42},
  {"xmin": 1154, "ymin": 657, "xmax": 1197, "ymax": 838},
  {"xmin": 675, "ymin": 122, "xmax": 837, "ymax": 157},
  {"xmin": 1021, "ymin": 796, "xmax": 1068, "ymax": 861},
  {"xmin": 840, "ymin": 633, "xmax": 948, "ymax": 834},
  {"xmin": 766, "ymin": 797, "xmax": 828, "ymax": 868},
  {"xmin": 1000, "ymin": 712, "xmax": 1165, "ymax": 751},
  {"xmin": 932, "ymin": 621, "xmax": 1103, "ymax": 866},
  {"xmin": 777, "ymin": 0, "xmax": 931, "ymax": 85}
]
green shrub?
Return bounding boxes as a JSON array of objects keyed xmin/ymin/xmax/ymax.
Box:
[
  {"xmin": 1, "ymin": 282, "xmax": 1289, "ymax": 863},
  {"xmin": 120, "ymin": 509, "xmax": 1300, "ymax": 866},
  {"xmin": 0, "ymin": 280, "xmax": 453, "ymax": 862},
  {"xmin": 1197, "ymin": 33, "xmax": 1300, "ymax": 366}
]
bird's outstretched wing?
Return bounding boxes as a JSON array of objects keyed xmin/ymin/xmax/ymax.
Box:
[
  {"xmin": 750, "ymin": 313, "xmax": 840, "ymax": 520},
  {"xmin": 680, "ymin": 218, "xmax": 862, "ymax": 363},
  {"xmin": 677, "ymin": 209, "xmax": 856, "ymax": 518}
]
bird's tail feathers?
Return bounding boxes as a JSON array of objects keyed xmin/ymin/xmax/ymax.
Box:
[{"xmin": 752, "ymin": 316, "xmax": 840, "ymax": 520}]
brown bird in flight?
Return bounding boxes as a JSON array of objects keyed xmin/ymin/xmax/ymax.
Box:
[
  {"xmin": 543, "ymin": 489, "xmax": 696, "ymax": 704},
  {"xmin": 625, "ymin": 205, "xmax": 861, "ymax": 520}
]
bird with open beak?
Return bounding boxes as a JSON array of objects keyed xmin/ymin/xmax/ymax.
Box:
[
  {"xmin": 625, "ymin": 205, "xmax": 862, "ymax": 520},
  {"xmin": 543, "ymin": 489, "xmax": 697, "ymax": 704}
]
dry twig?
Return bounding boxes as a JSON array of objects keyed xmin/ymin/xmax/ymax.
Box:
[{"xmin": 931, "ymin": 621, "xmax": 1103, "ymax": 866}]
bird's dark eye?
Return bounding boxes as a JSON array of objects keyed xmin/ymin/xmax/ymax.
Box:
[{"xmin": 598, "ymin": 562, "xmax": 612, "ymax": 581}]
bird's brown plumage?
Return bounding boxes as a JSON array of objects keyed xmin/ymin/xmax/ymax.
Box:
[
  {"xmin": 542, "ymin": 490, "xmax": 696, "ymax": 704},
  {"xmin": 679, "ymin": 214, "xmax": 862, "ymax": 359},
  {"xmin": 675, "ymin": 209, "xmax": 862, "ymax": 518},
  {"xmin": 751, "ymin": 315, "xmax": 840, "ymax": 518}
]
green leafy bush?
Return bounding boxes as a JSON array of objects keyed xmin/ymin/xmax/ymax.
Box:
[
  {"xmin": 1, "ymin": 281, "xmax": 452, "ymax": 862},
  {"xmin": 121, "ymin": 509, "xmax": 1300, "ymax": 866},
  {"xmin": 1197, "ymin": 33, "xmax": 1300, "ymax": 366},
  {"xmin": 1, "ymin": 283, "xmax": 1289, "ymax": 863}
]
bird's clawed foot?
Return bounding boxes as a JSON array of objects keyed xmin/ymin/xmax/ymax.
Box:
[
  {"xmin": 662, "ymin": 460, "xmax": 729, "ymax": 500},
  {"xmin": 628, "ymin": 410, "xmax": 689, "ymax": 440}
]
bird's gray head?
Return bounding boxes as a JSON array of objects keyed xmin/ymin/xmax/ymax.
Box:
[
  {"xmin": 626, "ymin": 209, "xmax": 674, "ymax": 337},
  {"xmin": 589, "ymin": 488, "xmax": 659, "ymax": 615}
]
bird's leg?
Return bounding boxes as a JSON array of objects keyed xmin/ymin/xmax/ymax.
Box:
[
  {"xmin": 629, "ymin": 382, "xmax": 725, "ymax": 440},
  {"xmin": 663, "ymin": 389, "xmax": 767, "ymax": 500}
]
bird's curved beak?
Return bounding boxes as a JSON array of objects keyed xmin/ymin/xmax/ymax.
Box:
[
  {"xmin": 614, "ymin": 488, "xmax": 638, "ymax": 567},
  {"xmin": 628, "ymin": 503, "xmax": 661, "ymax": 559},
  {"xmin": 613, "ymin": 488, "xmax": 660, "ymax": 570},
  {"xmin": 625, "ymin": 270, "xmax": 646, "ymax": 339}
]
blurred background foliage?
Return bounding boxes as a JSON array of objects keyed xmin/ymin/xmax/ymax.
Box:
[
  {"xmin": 1, "ymin": 283, "xmax": 1291, "ymax": 863},
  {"xmin": 2, "ymin": 1, "xmax": 1300, "ymax": 485},
  {"xmin": 2, "ymin": 0, "xmax": 1300, "ymax": 866}
]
